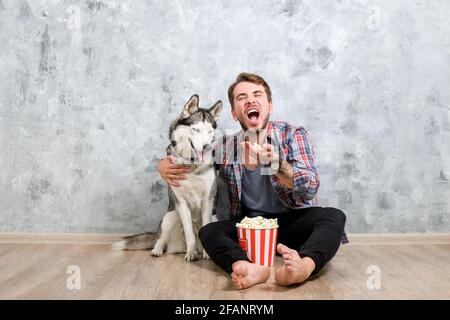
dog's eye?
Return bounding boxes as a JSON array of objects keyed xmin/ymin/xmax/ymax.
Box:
[{"xmin": 192, "ymin": 128, "xmax": 200, "ymax": 132}]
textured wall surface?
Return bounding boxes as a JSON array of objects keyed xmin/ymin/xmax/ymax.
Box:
[{"xmin": 0, "ymin": 0, "xmax": 449, "ymax": 233}]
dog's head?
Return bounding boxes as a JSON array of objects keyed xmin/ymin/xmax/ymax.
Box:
[{"xmin": 169, "ymin": 95, "xmax": 222, "ymax": 163}]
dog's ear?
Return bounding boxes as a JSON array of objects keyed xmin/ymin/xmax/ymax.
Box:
[
  {"xmin": 208, "ymin": 100, "xmax": 222, "ymax": 121},
  {"xmin": 181, "ymin": 94, "xmax": 199, "ymax": 118}
]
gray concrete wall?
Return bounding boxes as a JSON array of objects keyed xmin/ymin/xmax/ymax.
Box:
[{"xmin": 0, "ymin": 0, "xmax": 449, "ymax": 233}]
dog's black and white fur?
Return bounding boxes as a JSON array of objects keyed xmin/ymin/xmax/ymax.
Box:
[{"xmin": 113, "ymin": 95, "xmax": 222, "ymax": 261}]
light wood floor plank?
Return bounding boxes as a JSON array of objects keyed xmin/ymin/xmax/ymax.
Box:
[{"xmin": 0, "ymin": 242, "xmax": 448, "ymax": 299}]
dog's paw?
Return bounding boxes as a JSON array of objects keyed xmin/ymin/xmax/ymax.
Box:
[
  {"xmin": 150, "ymin": 247, "xmax": 164, "ymax": 257},
  {"xmin": 203, "ymin": 249, "xmax": 210, "ymax": 260},
  {"xmin": 184, "ymin": 250, "xmax": 198, "ymax": 261}
]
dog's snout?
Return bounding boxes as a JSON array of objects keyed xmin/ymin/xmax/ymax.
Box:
[{"xmin": 202, "ymin": 144, "xmax": 209, "ymax": 151}]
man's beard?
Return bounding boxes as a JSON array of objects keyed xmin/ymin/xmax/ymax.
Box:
[{"xmin": 238, "ymin": 114, "xmax": 270, "ymax": 132}]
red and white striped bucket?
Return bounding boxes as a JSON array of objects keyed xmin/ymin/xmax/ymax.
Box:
[{"xmin": 237, "ymin": 226, "xmax": 278, "ymax": 266}]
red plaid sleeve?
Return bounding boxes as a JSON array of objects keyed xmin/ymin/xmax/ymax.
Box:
[{"xmin": 287, "ymin": 126, "xmax": 320, "ymax": 204}]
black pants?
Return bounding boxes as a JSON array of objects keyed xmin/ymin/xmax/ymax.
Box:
[{"xmin": 199, "ymin": 206, "xmax": 346, "ymax": 275}]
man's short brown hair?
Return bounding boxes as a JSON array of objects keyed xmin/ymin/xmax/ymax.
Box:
[{"xmin": 227, "ymin": 73, "xmax": 272, "ymax": 108}]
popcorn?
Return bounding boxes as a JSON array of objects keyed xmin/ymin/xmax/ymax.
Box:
[
  {"xmin": 236, "ymin": 216, "xmax": 279, "ymax": 229},
  {"xmin": 236, "ymin": 216, "xmax": 279, "ymax": 266}
]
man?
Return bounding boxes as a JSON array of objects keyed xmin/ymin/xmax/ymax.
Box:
[{"xmin": 157, "ymin": 73, "xmax": 348, "ymax": 289}]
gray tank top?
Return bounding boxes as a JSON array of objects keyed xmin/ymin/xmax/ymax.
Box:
[{"xmin": 241, "ymin": 165, "xmax": 291, "ymax": 216}]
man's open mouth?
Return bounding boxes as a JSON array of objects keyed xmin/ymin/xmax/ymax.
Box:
[{"xmin": 246, "ymin": 108, "xmax": 260, "ymax": 121}]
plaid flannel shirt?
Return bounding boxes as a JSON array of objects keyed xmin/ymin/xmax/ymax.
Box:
[{"xmin": 214, "ymin": 121, "xmax": 348, "ymax": 244}]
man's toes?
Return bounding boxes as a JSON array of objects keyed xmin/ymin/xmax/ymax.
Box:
[
  {"xmin": 285, "ymin": 259, "xmax": 294, "ymax": 267},
  {"xmin": 277, "ymin": 243, "xmax": 288, "ymax": 251},
  {"xmin": 231, "ymin": 273, "xmax": 242, "ymax": 289},
  {"xmin": 282, "ymin": 253, "xmax": 292, "ymax": 260},
  {"xmin": 285, "ymin": 247, "xmax": 298, "ymax": 255},
  {"xmin": 286, "ymin": 265, "xmax": 295, "ymax": 272},
  {"xmin": 277, "ymin": 243, "xmax": 296, "ymax": 255},
  {"xmin": 277, "ymin": 243, "xmax": 287, "ymax": 254},
  {"xmin": 239, "ymin": 277, "xmax": 251, "ymax": 289}
]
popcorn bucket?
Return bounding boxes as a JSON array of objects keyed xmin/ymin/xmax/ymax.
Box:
[{"xmin": 237, "ymin": 226, "xmax": 279, "ymax": 266}]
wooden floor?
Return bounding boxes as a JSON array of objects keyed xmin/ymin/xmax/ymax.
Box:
[{"xmin": 0, "ymin": 234, "xmax": 449, "ymax": 299}]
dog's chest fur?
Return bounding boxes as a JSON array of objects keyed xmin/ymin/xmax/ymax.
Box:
[{"xmin": 171, "ymin": 167, "xmax": 216, "ymax": 219}]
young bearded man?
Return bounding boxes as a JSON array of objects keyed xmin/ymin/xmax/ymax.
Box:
[{"xmin": 157, "ymin": 73, "xmax": 348, "ymax": 289}]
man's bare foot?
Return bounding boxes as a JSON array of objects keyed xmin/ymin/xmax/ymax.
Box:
[
  {"xmin": 275, "ymin": 243, "xmax": 316, "ymax": 286},
  {"xmin": 231, "ymin": 260, "xmax": 270, "ymax": 290}
]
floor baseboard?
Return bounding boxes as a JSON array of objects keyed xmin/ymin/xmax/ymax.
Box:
[
  {"xmin": 0, "ymin": 232, "xmax": 449, "ymax": 245},
  {"xmin": 347, "ymin": 233, "xmax": 450, "ymax": 245},
  {"xmin": 0, "ymin": 233, "xmax": 127, "ymax": 244}
]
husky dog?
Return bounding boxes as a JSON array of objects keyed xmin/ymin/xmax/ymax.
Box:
[{"xmin": 113, "ymin": 95, "xmax": 222, "ymax": 261}]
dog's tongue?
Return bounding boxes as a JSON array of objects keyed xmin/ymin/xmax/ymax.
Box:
[{"xmin": 199, "ymin": 150, "xmax": 205, "ymax": 162}]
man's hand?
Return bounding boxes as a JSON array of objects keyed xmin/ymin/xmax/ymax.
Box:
[
  {"xmin": 240, "ymin": 141, "xmax": 279, "ymax": 167},
  {"xmin": 156, "ymin": 155, "xmax": 191, "ymax": 187},
  {"xmin": 240, "ymin": 140, "xmax": 294, "ymax": 189}
]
